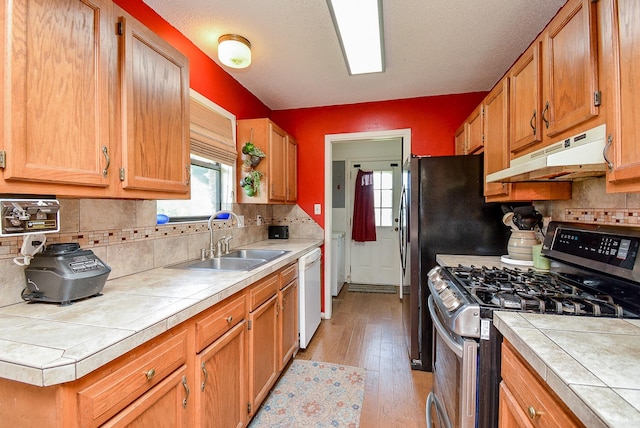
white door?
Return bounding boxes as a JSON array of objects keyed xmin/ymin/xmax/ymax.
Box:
[{"xmin": 348, "ymin": 160, "xmax": 401, "ymax": 285}]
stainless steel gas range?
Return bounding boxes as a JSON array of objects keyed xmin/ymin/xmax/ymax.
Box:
[{"xmin": 426, "ymin": 221, "xmax": 640, "ymax": 428}]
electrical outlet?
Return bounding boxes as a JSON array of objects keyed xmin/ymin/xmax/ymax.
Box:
[{"xmin": 314, "ymin": 204, "xmax": 321, "ymax": 215}]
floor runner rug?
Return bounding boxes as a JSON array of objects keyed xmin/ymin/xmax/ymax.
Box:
[
  {"xmin": 348, "ymin": 283, "xmax": 397, "ymax": 294},
  {"xmin": 249, "ymin": 359, "xmax": 366, "ymax": 427}
]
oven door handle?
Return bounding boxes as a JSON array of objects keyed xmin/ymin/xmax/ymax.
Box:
[{"xmin": 428, "ymin": 296, "xmax": 464, "ymax": 358}]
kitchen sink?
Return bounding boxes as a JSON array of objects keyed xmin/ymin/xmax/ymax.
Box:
[
  {"xmin": 167, "ymin": 249, "xmax": 289, "ymax": 271},
  {"xmin": 221, "ymin": 249, "xmax": 289, "ymax": 261},
  {"xmin": 167, "ymin": 257, "xmax": 269, "ymax": 271}
]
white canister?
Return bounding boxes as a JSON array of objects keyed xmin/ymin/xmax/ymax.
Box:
[{"xmin": 507, "ymin": 230, "xmax": 538, "ymax": 261}]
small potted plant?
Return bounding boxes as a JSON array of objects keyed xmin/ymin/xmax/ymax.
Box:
[
  {"xmin": 239, "ymin": 169, "xmax": 263, "ymax": 197},
  {"xmin": 241, "ymin": 142, "xmax": 265, "ymax": 169}
]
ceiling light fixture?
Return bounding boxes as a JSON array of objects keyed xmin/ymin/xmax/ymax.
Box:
[
  {"xmin": 327, "ymin": 0, "xmax": 385, "ymax": 75},
  {"xmin": 218, "ymin": 34, "xmax": 252, "ymax": 69}
]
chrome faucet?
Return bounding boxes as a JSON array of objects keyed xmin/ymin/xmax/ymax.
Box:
[{"xmin": 204, "ymin": 211, "xmax": 244, "ymax": 259}]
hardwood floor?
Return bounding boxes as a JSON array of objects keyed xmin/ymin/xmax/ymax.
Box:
[{"xmin": 295, "ymin": 287, "xmax": 433, "ymax": 428}]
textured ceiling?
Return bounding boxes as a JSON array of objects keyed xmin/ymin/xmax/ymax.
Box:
[{"xmin": 142, "ymin": 0, "xmax": 567, "ymax": 111}]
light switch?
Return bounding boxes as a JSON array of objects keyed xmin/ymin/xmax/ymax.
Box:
[{"xmin": 314, "ymin": 204, "xmax": 321, "ymax": 215}]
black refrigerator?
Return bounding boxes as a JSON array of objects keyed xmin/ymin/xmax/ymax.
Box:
[{"xmin": 399, "ymin": 154, "xmax": 511, "ymax": 371}]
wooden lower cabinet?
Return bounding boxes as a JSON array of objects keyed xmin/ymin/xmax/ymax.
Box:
[
  {"xmin": 196, "ymin": 321, "xmax": 247, "ymax": 428},
  {"xmin": 0, "ymin": 260, "xmax": 307, "ymax": 427},
  {"xmin": 499, "ymin": 340, "xmax": 583, "ymax": 428},
  {"xmin": 279, "ymin": 278, "xmax": 299, "ymax": 371},
  {"xmin": 248, "ymin": 293, "xmax": 279, "ymax": 416},
  {"xmin": 103, "ymin": 367, "xmax": 190, "ymax": 427}
]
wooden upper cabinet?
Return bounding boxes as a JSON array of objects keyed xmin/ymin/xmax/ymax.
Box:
[
  {"xmin": 605, "ymin": 0, "xmax": 640, "ymax": 192},
  {"xmin": 1, "ymin": 0, "xmax": 112, "ymax": 190},
  {"xmin": 454, "ymin": 106, "xmax": 483, "ymax": 155},
  {"xmin": 237, "ymin": 118, "xmax": 297, "ymax": 204},
  {"xmin": 484, "ymin": 79, "xmax": 511, "ymax": 200},
  {"xmin": 508, "ymin": 0, "xmax": 600, "ymax": 158},
  {"xmin": 544, "ymin": 0, "xmax": 599, "ymax": 138},
  {"xmin": 509, "ymin": 41, "xmax": 543, "ymax": 153},
  {"xmin": 268, "ymin": 124, "xmax": 288, "ymax": 201},
  {"xmin": 466, "ymin": 104, "xmax": 484, "ymax": 154},
  {"xmin": 454, "ymin": 123, "xmax": 467, "ymax": 155},
  {"xmin": 117, "ymin": 13, "xmax": 190, "ymax": 195},
  {"xmin": 0, "ymin": 1, "xmax": 190, "ymax": 199},
  {"xmin": 286, "ymin": 136, "xmax": 298, "ymax": 202}
]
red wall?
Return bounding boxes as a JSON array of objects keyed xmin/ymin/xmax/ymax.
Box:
[
  {"xmin": 271, "ymin": 93, "xmax": 486, "ymax": 228},
  {"xmin": 115, "ymin": 0, "xmax": 486, "ymax": 229}
]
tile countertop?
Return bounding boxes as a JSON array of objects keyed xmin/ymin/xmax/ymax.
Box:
[
  {"xmin": 0, "ymin": 239, "xmax": 322, "ymax": 387},
  {"xmin": 437, "ymin": 254, "xmax": 640, "ymax": 427}
]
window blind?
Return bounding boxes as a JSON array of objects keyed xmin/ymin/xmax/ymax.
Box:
[{"xmin": 189, "ymin": 95, "xmax": 237, "ymax": 166}]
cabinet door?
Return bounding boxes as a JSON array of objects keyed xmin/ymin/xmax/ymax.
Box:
[
  {"xmin": 466, "ymin": 105, "xmax": 484, "ymax": 154},
  {"xmin": 248, "ymin": 294, "xmax": 279, "ymax": 415},
  {"xmin": 197, "ymin": 321, "xmax": 247, "ymax": 428},
  {"xmin": 544, "ymin": 0, "xmax": 599, "ymax": 138},
  {"xmin": 454, "ymin": 124, "xmax": 467, "ymax": 155},
  {"xmin": 117, "ymin": 13, "xmax": 190, "ymax": 195},
  {"xmin": 606, "ymin": 0, "xmax": 640, "ymax": 191},
  {"xmin": 510, "ymin": 41, "xmax": 543, "ymax": 154},
  {"xmin": 1, "ymin": 0, "xmax": 112, "ymax": 189},
  {"xmin": 279, "ymin": 279, "xmax": 299, "ymax": 370},
  {"xmin": 286, "ymin": 136, "xmax": 298, "ymax": 202},
  {"xmin": 498, "ymin": 382, "xmax": 535, "ymax": 428},
  {"xmin": 268, "ymin": 123, "xmax": 287, "ymax": 201},
  {"xmin": 484, "ymin": 79, "xmax": 511, "ymax": 199},
  {"xmin": 102, "ymin": 367, "xmax": 190, "ymax": 428}
]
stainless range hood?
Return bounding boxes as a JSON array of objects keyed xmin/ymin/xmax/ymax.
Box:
[{"xmin": 486, "ymin": 124, "xmax": 607, "ymax": 183}]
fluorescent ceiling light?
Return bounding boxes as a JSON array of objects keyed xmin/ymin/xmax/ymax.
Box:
[{"xmin": 327, "ymin": 0, "xmax": 385, "ymax": 75}]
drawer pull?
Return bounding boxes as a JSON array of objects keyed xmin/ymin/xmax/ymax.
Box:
[
  {"xmin": 201, "ymin": 362, "xmax": 208, "ymax": 391},
  {"xmin": 182, "ymin": 376, "xmax": 190, "ymax": 408},
  {"xmin": 528, "ymin": 405, "xmax": 542, "ymax": 419},
  {"xmin": 226, "ymin": 316, "xmax": 233, "ymax": 324},
  {"xmin": 145, "ymin": 368, "xmax": 156, "ymax": 381}
]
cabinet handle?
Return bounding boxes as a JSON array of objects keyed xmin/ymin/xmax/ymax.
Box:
[
  {"xmin": 145, "ymin": 368, "xmax": 156, "ymax": 381},
  {"xmin": 527, "ymin": 405, "xmax": 542, "ymax": 419},
  {"xmin": 201, "ymin": 362, "xmax": 208, "ymax": 391},
  {"xmin": 185, "ymin": 164, "xmax": 191, "ymax": 186},
  {"xmin": 102, "ymin": 146, "xmax": 110, "ymax": 178},
  {"xmin": 226, "ymin": 316, "xmax": 233, "ymax": 324},
  {"xmin": 542, "ymin": 101, "xmax": 550, "ymax": 129},
  {"xmin": 182, "ymin": 376, "xmax": 190, "ymax": 408},
  {"xmin": 604, "ymin": 134, "xmax": 614, "ymax": 171},
  {"xmin": 529, "ymin": 109, "xmax": 537, "ymax": 136}
]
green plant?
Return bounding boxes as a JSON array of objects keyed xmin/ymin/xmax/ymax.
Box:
[{"xmin": 240, "ymin": 169, "xmax": 263, "ymax": 196}]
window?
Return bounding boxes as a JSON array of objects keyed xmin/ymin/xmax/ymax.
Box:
[
  {"xmin": 372, "ymin": 170, "xmax": 393, "ymax": 227},
  {"xmin": 157, "ymin": 155, "xmax": 234, "ymax": 222},
  {"xmin": 157, "ymin": 90, "xmax": 236, "ymax": 222}
]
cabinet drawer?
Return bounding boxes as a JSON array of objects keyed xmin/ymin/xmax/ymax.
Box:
[
  {"xmin": 501, "ymin": 340, "xmax": 583, "ymax": 427},
  {"xmin": 280, "ymin": 262, "xmax": 298, "ymax": 288},
  {"xmin": 195, "ymin": 293, "xmax": 246, "ymax": 352},
  {"xmin": 77, "ymin": 328, "xmax": 188, "ymax": 427},
  {"xmin": 249, "ymin": 273, "xmax": 279, "ymax": 311}
]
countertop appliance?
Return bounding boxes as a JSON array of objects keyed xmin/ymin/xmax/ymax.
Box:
[
  {"xmin": 298, "ymin": 248, "xmax": 322, "ymax": 348},
  {"xmin": 23, "ymin": 243, "xmax": 111, "ymax": 306},
  {"xmin": 399, "ymin": 154, "xmax": 512, "ymax": 371},
  {"xmin": 426, "ymin": 221, "xmax": 640, "ymax": 427},
  {"xmin": 268, "ymin": 225, "xmax": 289, "ymax": 239}
]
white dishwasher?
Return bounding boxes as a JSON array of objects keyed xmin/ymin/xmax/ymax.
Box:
[{"xmin": 298, "ymin": 248, "xmax": 322, "ymax": 349}]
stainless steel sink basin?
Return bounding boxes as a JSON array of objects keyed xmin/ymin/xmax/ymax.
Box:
[
  {"xmin": 167, "ymin": 257, "xmax": 268, "ymax": 271},
  {"xmin": 222, "ymin": 249, "xmax": 289, "ymax": 261}
]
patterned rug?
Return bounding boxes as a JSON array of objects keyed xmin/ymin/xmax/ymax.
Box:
[{"xmin": 249, "ymin": 360, "xmax": 367, "ymax": 428}]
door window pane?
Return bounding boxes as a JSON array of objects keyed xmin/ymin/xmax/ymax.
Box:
[{"xmin": 372, "ymin": 170, "xmax": 393, "ymax": 227}]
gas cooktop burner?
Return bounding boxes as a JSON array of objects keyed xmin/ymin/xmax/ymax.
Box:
[{"xmin": 447, "ymin": 264, "xmax": 634, "ymax": 318}]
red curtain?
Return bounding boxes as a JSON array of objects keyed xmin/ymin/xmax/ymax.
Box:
[{"xmin": 352, "ymin": 169, "xmax": 376, "ymax": 242}]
